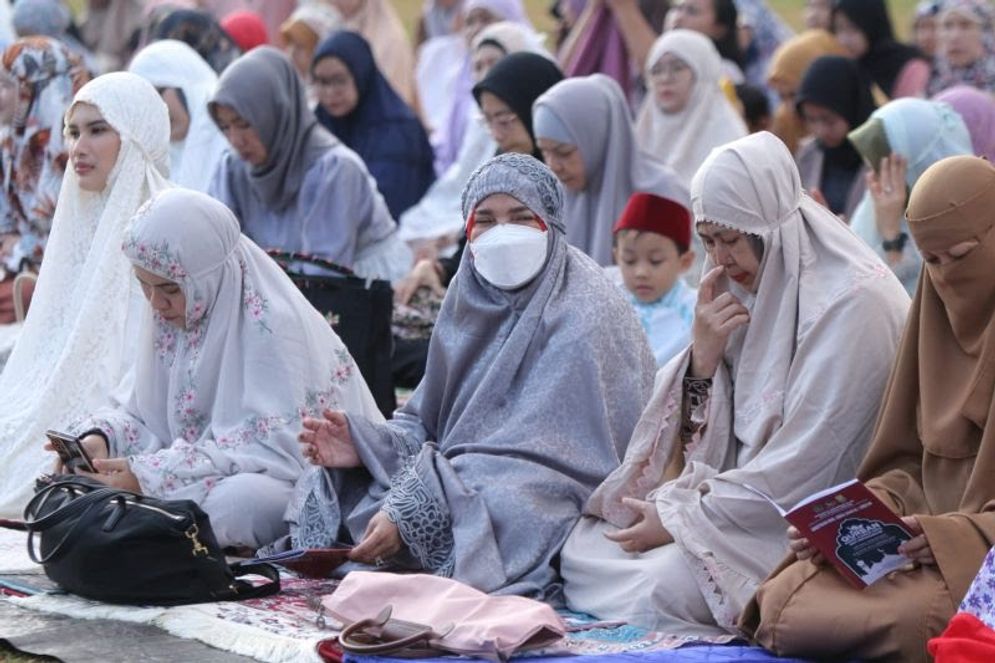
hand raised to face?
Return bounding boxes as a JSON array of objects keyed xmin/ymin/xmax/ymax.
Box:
[{"xmin": 690, "ymin": 265, "xmax": 750, "ymax": 379}]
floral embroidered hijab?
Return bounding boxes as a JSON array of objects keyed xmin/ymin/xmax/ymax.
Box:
[{"xmin": 115, "ymin": 188, "xmax": 382, "ymax": 500}]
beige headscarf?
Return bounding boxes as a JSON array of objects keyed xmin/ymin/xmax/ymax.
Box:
[
  {"xmin": 79, "ymin": 0, "xmax": 145, "ymax": 72},
  {"xmin": 767, "ymin": 30, "xmax": 847, "ymax": 154},
  {"xmin": 279, "ymin": 4, "xmax": 341, "ymax": 55},
  {"xmin": 858, "ymin": 155, "xmax": 995, "ymax": 602},
  {"xmin": 340, "ymin": 0, "xmax": 416, "ymax": 106}
]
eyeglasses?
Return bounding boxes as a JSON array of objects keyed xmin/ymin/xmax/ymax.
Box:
[
  {"xmin": 480, "ymin": 110, "xmax": 521, "ymax": 131},
  {"xmin": 648, "ymin": 60, "xmax": 692, "ymax": 79},
  {"xmin": 672, "ymin": 1, "xmax": 703, "ymax": 17},
  {"xmin": 312, "ymin": 74, "xmax": 352, "ymax": 89}
]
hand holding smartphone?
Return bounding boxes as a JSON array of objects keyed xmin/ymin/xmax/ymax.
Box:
[{"xmin": 45, "ymin": 430, "xmax": 97, "ymax": 474}]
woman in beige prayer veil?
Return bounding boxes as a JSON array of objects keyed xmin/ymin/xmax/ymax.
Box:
[{"xmin": 560, "ymin": 131, "xmax": 909, "ymax": 637}]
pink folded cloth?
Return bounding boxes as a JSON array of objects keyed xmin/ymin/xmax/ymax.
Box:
[{"xmin": 323, "ymin": 571, "xmax": 565, "ymax": 660}]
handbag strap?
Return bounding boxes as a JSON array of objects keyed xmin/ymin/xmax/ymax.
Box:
[
  {"xmin": 24, "ymin": 482, "xmax": 122, "ymax": 531},
  {"xmin": 338, "ymin": 607, "xmax": 441, "ymax": 656},
  {"xmin": 266, "ymin": 250, "xmax": 355, "ymax": 277},
  {"xmin": 25, "ymin": 488, "xmax": 116, "ymax": 565}
]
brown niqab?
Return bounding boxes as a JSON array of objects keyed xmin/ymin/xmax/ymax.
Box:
[{"xmin": 858, "ymin": 155, "xmax": 995, "ymax": 600}]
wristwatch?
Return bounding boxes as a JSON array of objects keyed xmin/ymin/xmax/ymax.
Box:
[{"xmin": 881, "ymin": 232, "xmax": 908, "ymax": 253}]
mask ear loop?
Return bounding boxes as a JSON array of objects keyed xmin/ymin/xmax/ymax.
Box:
[{"xmin": 465, "ymin": 211, "xmax": 475, "ymax": 239}]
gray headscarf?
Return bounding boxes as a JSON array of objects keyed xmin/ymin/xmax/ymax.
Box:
[
  {"xmin": 209, "ymin": 46, "xmax": 338, "ymax": 211},
  {"xmin": 286, "ymin": 153, "xmax": 655, "ymax": 599},
  {"xmin": 12, "ymin": 0, "xmax": 70, "ymax": 37},
  {"xmin": 461, "ymin": 152, "xmax": 564, "ymax": 230},
  {"xmin": 532, "ymin": 74, "xmax": 689, "ymax": 266}
]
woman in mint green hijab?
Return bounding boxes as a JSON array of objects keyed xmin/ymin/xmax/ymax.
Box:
[{"xmin": 848, "ymin": 98, "xmax": 972, "ymax": 294}]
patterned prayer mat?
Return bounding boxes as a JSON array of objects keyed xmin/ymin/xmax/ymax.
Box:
[{"xmin": 2, "ymin": 529, "xmax": 803, "ymax": 663}]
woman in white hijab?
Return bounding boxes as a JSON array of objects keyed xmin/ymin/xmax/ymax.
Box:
[
  {"xmin": 560, "ymin": 132, "xmax": 910, "ymax": 636},
  {"xmin": 532, "ymin": 74, "xmax": 687, "ymax": 267},
  {"xmin": 65, "ymin": 189, "xmax": 382, "ymax": 549},
  {"xmin": 636, "ymin": 29, "xmax": 748, "ymax": 189},
  {"xmin": 0, "ymin": 72, "xmax": 171, "ymax": 517},
  {"xmin": 128, "ymin": 40, "xmax": 228, "ymax": 194}
]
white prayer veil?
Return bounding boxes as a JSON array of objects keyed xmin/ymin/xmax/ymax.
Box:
[
  {"xmin": 128, "ymin": 39, "xmax": 228, "ymax": 193},
  {"xmin": 635, "ymin": 29, "xmax": 748, "ymax": 188},
  {"xmin": 0, "ymin": 72, "xmax": 171, "ymax": 516}
]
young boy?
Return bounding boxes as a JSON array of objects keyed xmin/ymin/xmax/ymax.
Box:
[{"xmin": 612, "ymin": 192, "xmax": 696, "ymax": 367}]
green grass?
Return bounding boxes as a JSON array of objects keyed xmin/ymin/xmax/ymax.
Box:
[{"xmin": 393, "ymin": 0, "xmax": 922, "ymax": 41}]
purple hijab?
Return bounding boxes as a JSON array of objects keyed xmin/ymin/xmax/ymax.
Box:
[{"xmin": 933, "ymin": 85, "xmax": 995, "ymax": 161}]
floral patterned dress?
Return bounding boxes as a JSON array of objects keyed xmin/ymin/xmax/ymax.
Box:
[{"xmin": 0, "ymin": 37, "xmax": 87, "ymax": 275}]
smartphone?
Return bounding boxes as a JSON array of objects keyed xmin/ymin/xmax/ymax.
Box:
[{"xmin": 45, "ymin": 429, "xmax": 96, "ymax": 474}]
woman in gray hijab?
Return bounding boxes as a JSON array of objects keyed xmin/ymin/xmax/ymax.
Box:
[
  {"xmin": 284, "ymin": 153, "xmax": 656, "ymax": 599},
  {"xmin": 532, "ymin": 74, "xmax": 689, "ymax": 269},
  {"xmin": 207, "ymin": 46, "xmax": 410, "ymax": 282}
]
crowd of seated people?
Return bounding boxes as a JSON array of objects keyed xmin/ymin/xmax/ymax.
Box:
[{"xmin": 0, "ymin": 1, "xmax": 993, "ymax": 659}]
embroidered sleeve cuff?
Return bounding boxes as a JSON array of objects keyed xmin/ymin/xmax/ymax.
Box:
[
  {"xmin": 382, "ymin": 464, "xmax": 455, "ymax": 576},
  {"xmin": 681, "ymin": 376, "xmax": 712, "ymax": 441}
]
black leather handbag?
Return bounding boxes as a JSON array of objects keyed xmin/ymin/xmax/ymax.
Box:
[
  {"xmin": 24, "ymin": 476, "xmax": 280, "ymax": 606},
  {"xmin": 267, "ymin": 250, "xmax": 396, "ymax": 417}
]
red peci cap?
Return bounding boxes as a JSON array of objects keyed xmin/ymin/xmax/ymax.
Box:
[
  {"xmin": 612, "ymin": 192, "xmax": 693, "ymax": 252},
  {"xmin": 221, "ymin": 11, "xmax": 270, "ymax": 52}
]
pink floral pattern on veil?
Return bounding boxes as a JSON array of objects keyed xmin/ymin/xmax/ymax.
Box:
[
  {"xmin": 124, "ymin": 235, "xmax": 187, "ymax": 280},
  {"xmin": 239, "ymin": 259, "xmax": 271, "ymax": 333}
]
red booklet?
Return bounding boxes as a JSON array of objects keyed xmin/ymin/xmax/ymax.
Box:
[
  {"xmin": 253, "ymin": 548, "xmax": 353, "ymax": 578},
  {"xmin": 746, "ymin": 479, "xmax": 914, "ymax": 589}
]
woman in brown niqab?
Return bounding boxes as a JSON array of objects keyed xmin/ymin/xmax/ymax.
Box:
[{"xmin": 744, "ymin": 154, "xmax": 995, "ymax": 662}]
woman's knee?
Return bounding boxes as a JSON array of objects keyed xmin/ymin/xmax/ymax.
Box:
[{"xmin": 201, "ymin": 474, "xmax": 294, "ymax": 548}]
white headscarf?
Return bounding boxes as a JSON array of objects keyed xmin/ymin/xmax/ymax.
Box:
[
  {"xmin": 105, "ymin": 188, "xmax": 382, "ymax": 501},
  {"xmin": 128, "ymin": 40, "xmax": 227, "ymax": 193},
  {"xmin": 0, "ymin": 72, "xmax": 171, "ymax": 516},
  {"xmin": 635, "ymin": 30, "xmax": 748, "ymax": 188},
  {"xmin": 470, "ymin": 19, "xmax": 547, "ymax": 56}
]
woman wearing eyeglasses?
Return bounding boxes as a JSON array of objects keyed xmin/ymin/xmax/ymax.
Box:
[
  {"xmin": 470, "ymin": 51, "xmax": 564, "ymax": 162},
  {"xmin": 636, "ymin": 29, "xmax": 747, "ymax": 189},
  {"xmin": 311, "ymin": 30, "xmax": 435, "ymax": 220}
]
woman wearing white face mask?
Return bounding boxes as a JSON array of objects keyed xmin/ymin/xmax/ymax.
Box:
[{"xmin": 278, "ymin": 153, "xmax": 656, "ymax": 597}]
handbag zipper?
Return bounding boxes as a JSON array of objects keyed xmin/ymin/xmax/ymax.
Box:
[
  {"xmin": 108, "ymin": 499, "xmax": 209, "ymax": 558},
  {"xmin": 128, "ymin": 500, "xmax": 187, "ymax": 522}
]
